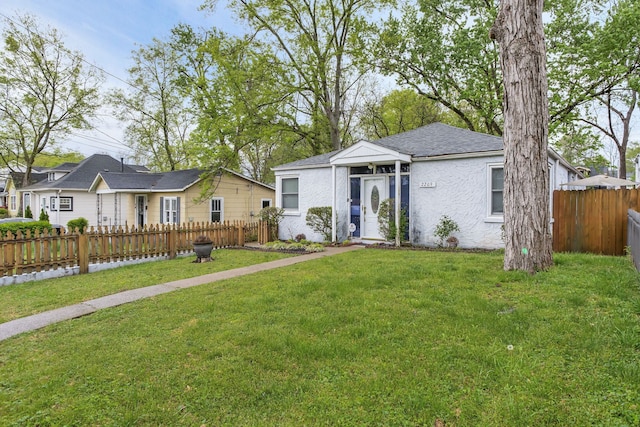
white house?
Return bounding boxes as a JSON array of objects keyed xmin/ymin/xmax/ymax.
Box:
[
  {"xmin": 18, "ymin": 154, "xmax": 147, "ymax": 227},
  {"xmin": 273, "ymin": 123, "xmax": 580, "ymax": 249}
]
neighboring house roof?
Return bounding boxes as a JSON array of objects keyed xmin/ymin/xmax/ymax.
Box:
[
  {"xmin": 90, "ymin": 168, "xmax": 275, "ymax": 193},
  {"xmin": 92, "ymin": 168, "xmax": 203, "ymax": 192},
  {"xmin": 9, "ymin": 171, "xmax": 48, "ymax": 189},
  {"xmin": 21, "ymin": 154, "xmax": 141, "ymax": 191},
  {"xmin": 43, "ymin": 162, "xmax": 79, "ymax": 172}
]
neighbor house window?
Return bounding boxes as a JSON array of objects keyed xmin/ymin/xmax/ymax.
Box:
[
  {"xmin": 281, "ymin": 177, "xmax": 299, "ymax": 210},
  {"xmin": 50, "ymin": 196, "xmax": 73, "ymax": 211},
  {"xmin": 10, "ymin": 195, "xmax": 16, "ymax": 211},
  {"xmin": 211, "ymin": 197, "xmax": 224, "ymax": 222},
  {"xmin": 488, "ymin": 164, "xmax": 504, "ymax": 216},
  {"xmin": 161, "ymin": 197, "xmax": 180, "ymax": 224},
  {"xmin": 261, "ymin": 199, "xmax": 272, "ymax": 209}
]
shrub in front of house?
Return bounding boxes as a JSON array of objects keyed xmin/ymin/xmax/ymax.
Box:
[
  {"xmin": 377, "ymin": 199, "xmax": 409, "ymax": 242},
  {"xmin": 259, "ymin": 206, "xmax": 285, "ymax": 242},
  {"xmin": 67, "ymin": 217, "xmax": 89, "ymax": 234},
  {"xmin": 39, "ymin": 209, "xmax": 50, "ymax": 222},
  {"xmin": 305, "ymin": 207, "xmax": 333, "ymax": 242},
  {"xmin": 0, "ymin": 221, "xmax": 54, "ymax": 237},
  {"xmin": 0, "ymin": 208, "xmax": 8, "ymax": 218}
]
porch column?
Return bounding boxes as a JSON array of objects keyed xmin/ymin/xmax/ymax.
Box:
[
  {"xmin": 395, "ymin": 160, "xmax": 401, "ymax": 247},
  {"xmin": 331, "ymin": 165, "xmax": 337, "ymax": 242}
]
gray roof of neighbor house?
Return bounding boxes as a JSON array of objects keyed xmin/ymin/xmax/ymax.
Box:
[
  {"xmin": 44, "ymin": 162, "xmax": 79, "ymax": 172},
  {"xmin": 92, "ymin": 168, "xmax": 275, "ymax": 192},
  {"xmin": 273, "ymin": 122, "xmax": 503, "ymax": 170},
  {"xmin": 9, "ymin": 171, "xmax": 48, "ymax": 189},
  {"xmin": 22, "ymin": 154, "xmax": 141, "ymax": 191},
  {"xmin": 95, "ymin": 168, "xmax": 203, "ymax": 192}
]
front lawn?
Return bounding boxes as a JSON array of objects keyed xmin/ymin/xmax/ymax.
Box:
[
  {"xmin": 0, "ymin": 249, "xmax": 294, "ymax": 324},
  {"xmin": 0, "ymin": 250, "xmax": 639, "ymax": 426}
]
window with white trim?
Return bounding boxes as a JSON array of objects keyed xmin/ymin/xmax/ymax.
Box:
[
  {"xmin": 261, "ymin": 199, "xmax": 272, "ymax": 209},
  {"xmin": 10, "ymin": 195, "xmax": 16, "ymax": 211},
  {"xmin": 488, "ymin": 164, "xmax": 504, "ymax": 217},
  {"xmin": 163, "ymin": 197, "xmax": 179, "ymax": 224},
  {"xmin": 281, "ymin": 177, "xmax": 299, "ymax": 210},
  {"xmin": 50, "ymin": 196, "xmax": 73, "ymax": 211},
  {"xmin": 211, "ymin": 197, "xmax": 224, "ymax": 222}
]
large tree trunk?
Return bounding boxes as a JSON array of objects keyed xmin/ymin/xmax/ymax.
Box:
[{"xmin": 490, "ymin": 0, "xmax": 553, "ymax": 273}]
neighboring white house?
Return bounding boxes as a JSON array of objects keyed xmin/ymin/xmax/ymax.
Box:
[
  {"xmin": 272, "ymin": 122, "xmax": 581, "ymax": 249},
  {"xmin": 18, "ymin": 154, "xmax": 147, "ymax": 227}
]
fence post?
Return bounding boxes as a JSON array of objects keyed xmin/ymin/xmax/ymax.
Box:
[
  {"xmin": 78, "ymin": 232, "xmax": 89, "ymax": 274},
  {"xmin": 168, "ymin": 225, "xmax": 177, "ymax": 259},
  {"xmin": 237, "ymin": 221, "xmax": 245, "ymax": 246}
]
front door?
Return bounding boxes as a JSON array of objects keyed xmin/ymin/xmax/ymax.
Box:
[
  {"xmin": 136, "ymin": 195, "xmax": 147, "ymax": 228},
  {"xmin": 362, "ymin": 177, "xmax": 386, "ymax": 239}
]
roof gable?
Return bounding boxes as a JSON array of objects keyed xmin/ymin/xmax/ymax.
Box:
[{"xmin": 330, "ymin": 141, "xmax": 411, "ymax": 165}]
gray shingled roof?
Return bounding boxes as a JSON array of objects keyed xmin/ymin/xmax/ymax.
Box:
[
  {"xmin": 23, "ymin": 154, "xmax": 141, "ymax": 191},
  {"xmin": 96, "ymin": 168, "xmax": 203, "ymax": 191},
  {"xmin": 96, "ymin": 168, "xmax": 276, "ymax": 192},
  {"xmin": 274, "ymin": 123, "xmax": 503, "ymax": 170},
  {"xmin": 372, "ymin": 122, "xmax": 502, "ymax": 156}
]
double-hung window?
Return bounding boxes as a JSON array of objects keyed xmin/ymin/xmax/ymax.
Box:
[
  {"xmin": 162, "ymin": 197, "xmax": 179, "ymax": 224},
  {"xmin": 50, "ymin": 196, "xmax": 73, "ymax": 211},
  {"xmin": 211, "ymin": 197, "xmax": 223, "ymax": 222},
  {"xmin": 488, "ymin": 164, "xmax": 504, "ymax": 218},
  {"xmin": 281, "ymin": 177, "xmax": 299, "ymax": 210}
]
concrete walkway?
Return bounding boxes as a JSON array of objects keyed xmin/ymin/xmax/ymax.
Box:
[{"xmin": 0, "ymin": 245, "xmax": 363, "ymax": 342}]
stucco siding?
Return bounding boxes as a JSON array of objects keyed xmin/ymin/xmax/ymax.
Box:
[
  {"xmin": 410, "ymin": 156, "xmax": 504, "ymax": 249},
  {"xmin": 277, "ymin": 167, "xmax": 349, "ymax": 242}
]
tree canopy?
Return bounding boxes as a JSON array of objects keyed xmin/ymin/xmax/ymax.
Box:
[{"xmin": 0, "ymin": 13, "xmax": 103, "ymax": 185}]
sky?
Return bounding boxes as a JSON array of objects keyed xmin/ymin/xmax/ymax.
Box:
[{"xmin": 0, "ymin": 0, "xmax": 245, "ymax": 161}]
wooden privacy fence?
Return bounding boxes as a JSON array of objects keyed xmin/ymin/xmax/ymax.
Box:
[
  {"xmin": 0, "ymin": 220, "xmax": 273, "ymax": 280},
  {"xmin": 553, "ymin": 188, "xmax": 640, "ymax": 256}
]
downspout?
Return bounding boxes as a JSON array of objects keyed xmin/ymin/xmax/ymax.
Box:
[
  {"xmin": 332, "ymin": 165, "xmax": 337, "ymax": 242},
  {"xmin": 395, "ymin": 160, "xmax": 401, "ymax": 247}
]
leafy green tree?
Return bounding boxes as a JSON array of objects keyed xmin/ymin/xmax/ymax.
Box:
[
  {"xmin": 370, "ymin": 0, "xmax": 639, "ymax": 145},
  {"xmin": 109, "ymin": 38, "xmax": 195, "ymax": 171},
  {"xmin": 203, "ymin": 0, "xmax": 394, "ymax": 153},
  {"xmin": 371, "ymin": 0, "xmax": 503, "ymax": 135},
  {"xmin": 170, "ymin": 25, "xmax": 304, "ymax": 183},
  {"xmin": 34, "ymin": 148, "xmax": 84, "ymax": 167},
  {"xmin": 358, "ymin": 89, "xmax": 458, "ymax": 140},
  {"xmin": 0, "ymin": 13, "xmax": 103, "ymax": 186}
]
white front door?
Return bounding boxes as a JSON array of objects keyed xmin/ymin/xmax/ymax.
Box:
[{"xmin": 362, "ymin": 177, "xmax": 386, "ymax": 239}]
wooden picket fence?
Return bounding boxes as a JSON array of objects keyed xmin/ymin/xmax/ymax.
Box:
[
  {"xmin": 552, "ymin": 188, "xmax": 640, "ymax": 256},
  {"xmin": 0, "ymin": 220, "xmax": 273, "ymax": 279}
]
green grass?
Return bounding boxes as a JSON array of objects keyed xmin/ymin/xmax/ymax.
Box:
[
  {"xmin": 1, "ymin": 249, "xmax": 639, "ymax": 426},
  {"xmin": 0, "ymin": 249, "xmax": 294, "ymax": 323}
]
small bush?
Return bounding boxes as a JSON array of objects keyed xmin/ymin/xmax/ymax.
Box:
[
  {"xmin": 39, "ymin": 209, "xmax": 50, "ymax": 222},
  {"xmin": 67, "ymin": 217, "xmax": 89, "ymax": 234},
  {"xmin": 434, "ymin": 215, "xmax": 460, "ymax": 247},
  {"xmin": 377, "ymin": 199, "xmax": 409, "ymax": 242},
  {"xmin": 295, "ymin": 233, "xmax": 306, "ymax": 242},
  {"xmin": 0, "ymin": 208, "xmax": 8, "ymax": 218},
  {"xmin": 305, "ymin": 206, "xmax": 333, "ymax": 242},
  {"xmin": 24, "ymin": 205, "xmax": 33, "ymax": 219},
  {"xmin": 0, "ymin": 220, "xmax": 53, "ymax": 237},
  {"xmin": 259, "ymin": 207, "xmax": 285, "ymax": 242}
]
